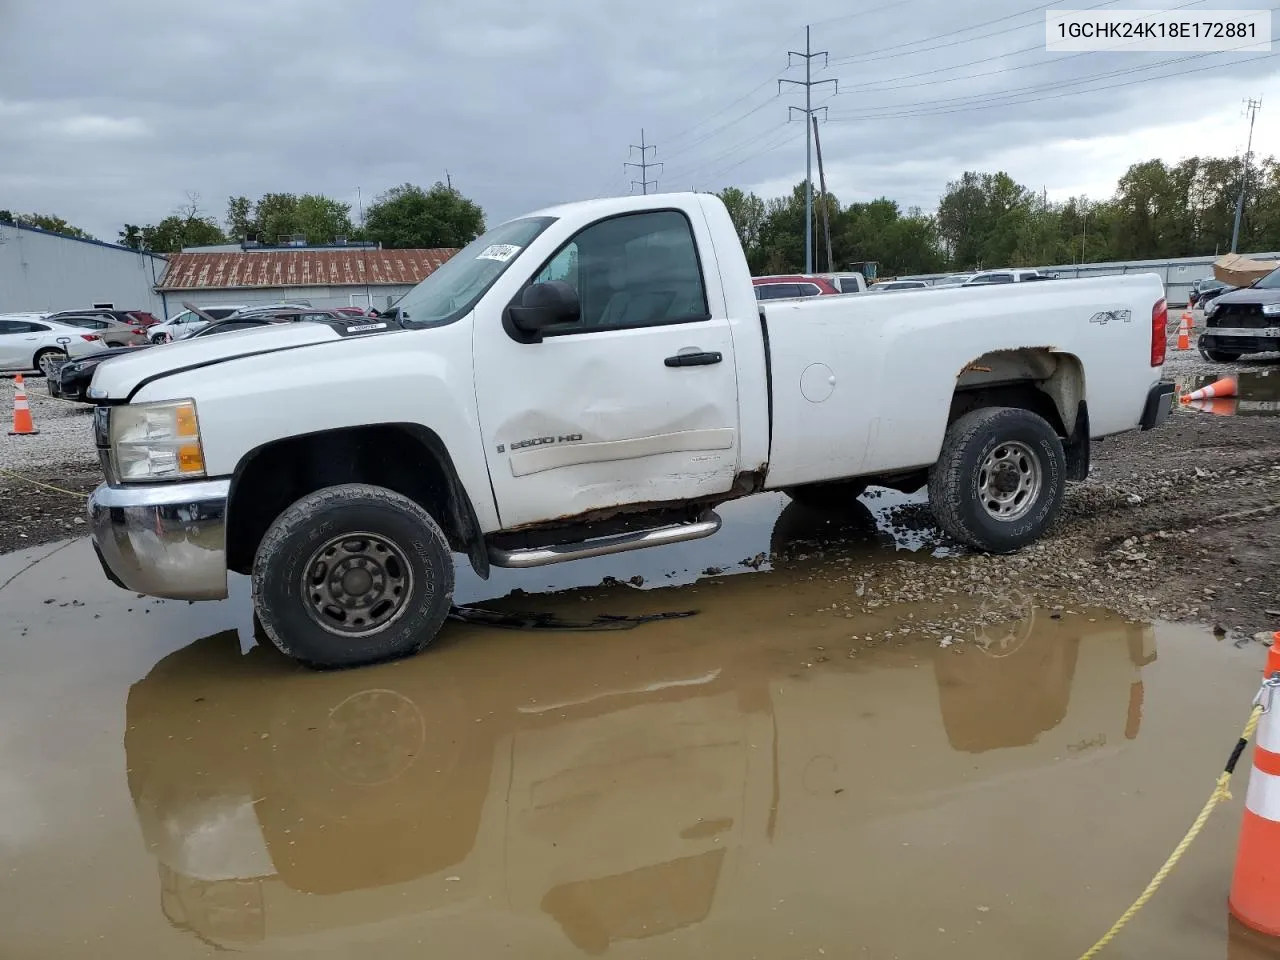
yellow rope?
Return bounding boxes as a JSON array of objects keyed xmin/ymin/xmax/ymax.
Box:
[
  {"xmin": 0, "ymin": 467, "xmax": 90, "ymax": 499},
  {"xmin": 1077, "ymin": 703, "xmax": 1265, "ymax": 959}
]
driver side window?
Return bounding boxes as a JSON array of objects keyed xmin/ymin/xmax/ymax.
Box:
[{"xmin": 534, "ymin": 210, "xmax": 709, "ymax": 332}]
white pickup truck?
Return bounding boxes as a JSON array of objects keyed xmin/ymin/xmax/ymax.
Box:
[{"xmin": 86, "ymin": 192, "xmax": 1175, "ymax": 668}]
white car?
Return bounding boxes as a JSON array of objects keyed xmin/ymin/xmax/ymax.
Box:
[
  {"xmin": 149, "ymin": 306, "xmax": 247, "ymax": 344},
  {"xmin": 87, "ymin": 191, "xmax": 1175, "ymax": 669},
  {"xmin": 962, "ymin": 269, "xmax": 1053, "ymax": 286},
  {"xmin": 0, "ymin": 314, "xmax": 105, "ymax": 373}
]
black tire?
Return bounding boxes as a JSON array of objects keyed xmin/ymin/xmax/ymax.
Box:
[
  {"xmin": 32, "ymin": 347, "xmax": 66, "ymax": 376},
  {"xmin": 1198, "ymin": 338, "xmax": 1241, "ymax": 363},
  {"xmin": 927, "ymin": 407, "xmax": 1065, "ymax": 554},
  {"xmin": 251, "ymin": 483, "xmax": 455, "ymax": 669},
  {"xmin": 782, "ymin": 479, "xmax": 868, "ymax": 511}
]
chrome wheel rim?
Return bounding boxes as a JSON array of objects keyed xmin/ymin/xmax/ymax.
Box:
[
  {"xmin": 978, "ymin": 440, "xmax": 1042, "ymax": 522},
  {"xmin": 301, "ymin": 532, "xmax": 413, "ymax": 637},
  {"xmin": 39, "ymin": 352, "xmax": 64, "ymax": 377}
]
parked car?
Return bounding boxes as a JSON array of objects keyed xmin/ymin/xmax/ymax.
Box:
[
  {"xmin": 932, "ymin": 274, "xmax": 976, "ymax": 287},
  {"xmin": 0, "ymin": 315, "xmax": 103, "ymax": 374},
  {"xmin": 46, "ymin": 308, "xmax": 160, "ymax": 328},
  {"xmin": 961, "ymin": 270, "xmax": 1052, "ymax": 286},
  {"xmin": 48, "ymin": 345, "xmax": 151, "ymax": 401},
  {"xmin": 334, "ymin": 306, "xmax": 372, "ymax": 317},
  {"xmin": 149, "ymin": 306, "xmax": 248, "ymax": 343},
  {"xmin": 1189, "ymin": 278, "xmax": 1227, "ymax": 307},
  {"xmin": 752, "ymin": 275, "xmax": 840, "ymax": 300},
  {"xmin": 811, "ymin": 273, "xmax": 868, "ymax": 294},
  {"xmin": 1199, "ymin": 284, "xmax": 1237, "ymax": 314},
  {"xmin": 1198, "ymin": 266, "xmax": 1280, "ymax": 362},
  {"xmin": 52, "ymin": 315, "xmax": 149, "ymax": 347},
  {"xmin": 185, "ymin": 309, "xmax": 347, "ymax": 339},
  {"xmin": 86, "ymin": 191, "xmax": 1175, "ymax": 669},
  {"xmin": 869, "ymin": 280, "xmax": 929, "ymax": 292}
]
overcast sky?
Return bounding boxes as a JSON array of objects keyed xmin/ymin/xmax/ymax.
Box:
[{"xmin": 0, "ymin": 0, "xmax": 1277, "ymax": 243}]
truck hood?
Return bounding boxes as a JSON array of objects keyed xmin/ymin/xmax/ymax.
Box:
[
  {"xmin": 1213, "ymin": 286, "xmax": 1280, "ymax": 306},
  {"xmin": 89, "ymin": 323, "xmax": 345, "ymax": 400}
]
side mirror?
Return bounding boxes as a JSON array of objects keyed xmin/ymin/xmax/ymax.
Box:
[{"xmin": 508, "ymin": 280, "xmax": 580, "ymax": 336}]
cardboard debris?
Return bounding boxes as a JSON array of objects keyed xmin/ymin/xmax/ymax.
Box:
[{"xmin": 1213, "ymin": 253, "xmax": 1279, "ymax": 287}]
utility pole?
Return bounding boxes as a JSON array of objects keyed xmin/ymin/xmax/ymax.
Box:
[
  {"xmin": 445, "ymin": 170, "xmax": 453, "ymax": 191},
  {"xmin": 1231, "ymin": 97, "xmax": 1262, "ymax": 253},
  {"xmin": 625, "ymin": 129, "xmax": 662, "ymax": 195},
  {"xmin": 780, "ymin": 25, "xmax": 837, "ymax": 274},
  {"xmin": 812, "ymin": 115, "xmax": 834, "ymax": 273}
]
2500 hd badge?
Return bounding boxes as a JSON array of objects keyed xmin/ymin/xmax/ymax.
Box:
[{"xmin": 503, "ymin": 433, "xmax": 583, "ymax": 453}]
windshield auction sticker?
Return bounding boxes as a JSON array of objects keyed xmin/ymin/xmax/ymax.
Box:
[
  {"xmin": 477, "ymin": 244, "xmax": 521, "ymax": 262},
  {"xmin": 1047, "ymin": 9, "xmax": 1271, "ymax": 51}
]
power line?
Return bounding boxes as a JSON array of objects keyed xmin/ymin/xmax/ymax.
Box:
[
  {"xmin": 1231, "ymin": 97, "xmax": 1263, "ymax": 252},
  {"xmin": 663, "ymin": 122, "xmax": 791, "ymax": 185},
  {"xmin": 693, "ymin": 125, "xmax": 804, "ymax": 188},
  {"xmin": 827, "ymin": 0, "xmax": 1068, "ymax": 66},
  {"xmin": 830, "ymin": 43, "xmax": 1248, "ymax": 119},
  {"xmin": 780, "ymin": 25, "xmax": 837, "ymax": 273},
  {"xmin": 624, "ymin": 129, "xmax": 662, "ymax": 195},
  {"xmin": 825, "ymin": 47, "xmax": 1276, "ymax": 122}
]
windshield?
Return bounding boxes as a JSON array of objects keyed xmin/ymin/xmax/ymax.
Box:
[
  {"xmin": 1255, "ymin": 267, "xmax": 1280, "ymax": 290},
  {"xmin": 396, "ymin": 216, "xmax": 556, "ymax": 329}
]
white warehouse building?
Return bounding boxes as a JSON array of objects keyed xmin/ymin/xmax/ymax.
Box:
[
  {"xmin": 0, "ymin": 221, "xmax": 169, "ymax": 316},
  {"xmin": 156, "ymin": 244, "xmax": 458, "ymax": 314}
]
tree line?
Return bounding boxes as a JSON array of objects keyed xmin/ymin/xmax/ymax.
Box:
[
  {"xmin": 2, "ymin": 182, "xmax": 487, "ymax": 253},
  {"xmin": 718, "ymin": 153, "xmax": 1280, "ymax": 276}
]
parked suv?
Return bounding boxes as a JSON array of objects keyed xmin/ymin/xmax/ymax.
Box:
[
  {"xmin": 752, "ymin": 275, "xmax": 840, "ymax": 300},
  {"xmin": 1198, "ymin": 266, "xmax": 1280, "ymax": 362},
  {"xmin": 52, "ymin": 315, "xmax": 149, "ymax": 346}
]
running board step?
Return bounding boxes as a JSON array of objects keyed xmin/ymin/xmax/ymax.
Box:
[{"xmin": 488, "ymin": 513, "xmax": 722, "ymax": 569}]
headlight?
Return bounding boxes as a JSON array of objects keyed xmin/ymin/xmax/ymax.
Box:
[
  {"xmin": 1204, "ymin": 300, "xmax": 1218, "ymax": 315},
  {"xmin": 1263, "ymin": 303, "xmax": 1280, "ymax": 317},
  {"xmin": 109, "ymin": 399, "xmax": 206, "ymax": 482}
]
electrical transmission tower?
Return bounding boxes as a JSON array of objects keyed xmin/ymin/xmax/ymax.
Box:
[
  {"xmin": 780, "ymin": 25, "xmax": 837, "ymax": 274},
  {"xmin": 1231, "ymin": 97, "xmax": 1262, "ymax": 253},
  {"xmin": 625, "ymin": 129, "xmax": 662, "ymax": 195}
]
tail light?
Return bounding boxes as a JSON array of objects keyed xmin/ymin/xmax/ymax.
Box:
[
  {"xmin": 130, "ymin": 327, "xmax": 144, "ymax": 334},
  {"xmin": 81, "ymin": 334, "xmax": 101, "ymax": 342},
  {"xmin": 1151, "ymin": 298, "xmax": 1167, "ymax": 367}
]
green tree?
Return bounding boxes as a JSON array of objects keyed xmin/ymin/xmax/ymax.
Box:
[
  {"xmin": 226, "ymin": 195, "xmax": 253, "ymax": 239},
  {"xmin": 139, "ymin": 214, "xmax": 225, "ymax": 253},
  {"xmin": 715, "ymin": 187, "xmax": 767, "ymax": 266},
  {"xmin": 364, "ymin": 182, "xmax": 485, "ymax": 249},
  {"xmin": 118, "ymin": 224, "xmax": 144, "ymax": 250},
  {"xmin": 7, "ymin": 212, "xmax": 93, "ymax": 239}
]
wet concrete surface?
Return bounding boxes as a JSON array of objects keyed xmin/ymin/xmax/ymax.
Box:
[
  {"xmin": 1177, "ymin": 369, "xmax": 1280, "ymax": 418},
  {"xmin": 3, "ymin": 499, "xmax": 1279, "ymax": 959}
]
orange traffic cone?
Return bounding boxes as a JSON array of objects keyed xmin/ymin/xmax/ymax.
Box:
[
  {"xmin": 8, "ymin": 374, "xmax": 38, "ymax": 436},
  {"xmin": 1229, "ymin": 635, "xmax": 1280, "ymax": 937},
  {"xmin": 1184, "ymin": 398, "xmax": 1239, "ymax": 416},
  {"xmin": 1181, "ymin": 377, "xmax": 1238, "ymax": 403},
  {"xmin": 1178, "ymin": 312, "xmax": 1192, "ymax": 351}
]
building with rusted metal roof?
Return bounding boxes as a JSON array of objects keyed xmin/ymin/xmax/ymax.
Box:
[{"xmin": 155, "ymin": 244, "xmax": 458, "ymax": 314}]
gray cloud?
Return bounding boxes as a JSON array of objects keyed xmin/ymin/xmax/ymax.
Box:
[{"xmin": 0, "ymin": 0, "xmax": 1276, "ymax": 241}]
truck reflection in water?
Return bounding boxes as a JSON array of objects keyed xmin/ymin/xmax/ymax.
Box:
[{"xmin": 123, "ymin": 509, "xmax": 1157, "ymax": 953}]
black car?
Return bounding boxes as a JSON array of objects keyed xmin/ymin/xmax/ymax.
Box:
[
  {"xmin": 1199, "ymin": 267, "xmax": 1280, "ymax": 361},
  {"xmin": 48, "ymin": 345, "xmax": 151, "ymax": 402},
  {"xmin": 186, "ymin": 308, "xmax": 345, "ymax": 339},
  {"xmin": 1189, "ymin": 278, "xmax": 1232, "ymax": 308}
]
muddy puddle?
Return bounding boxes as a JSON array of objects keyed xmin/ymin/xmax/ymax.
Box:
[
  {"xmin": 1177, "ymin": 369, "xmax": 1280, "ymax": 417},
  {"xmin": 2, "ymin": 525, "xmax": 1278, "ymax": 958}
]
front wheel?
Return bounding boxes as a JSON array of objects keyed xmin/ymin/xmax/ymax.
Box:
[
  {"xmin": 252, "ymin": 484, "xmax": 455, "ymax": 669},
  {"xmin": 928, "ymin": 407, "xmax": 1065, "ymax": 554},
  {"xmin": 1198, "ymin": 338, "xmax": 1241, "ymax": 363}
]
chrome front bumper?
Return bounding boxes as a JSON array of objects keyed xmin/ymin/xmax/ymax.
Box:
[{"xmin": 88, "ymin": 479, "xmax": 231, "ymax": 600}]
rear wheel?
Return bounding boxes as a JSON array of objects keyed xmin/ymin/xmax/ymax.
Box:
[
  {"xmin": 782, "ymin": 479, "xmax": 868, "ymax": 511},
  {"xmin": 928, "ymin": 407, "xmax": 1065, "ymax": 553},
  {"xmin": 252, "ymin": 484, "xmax": 455, "ymax": 669},
  {"xmin": 32, "ymin": 347, "xmax": 66, "ymax": 377}
]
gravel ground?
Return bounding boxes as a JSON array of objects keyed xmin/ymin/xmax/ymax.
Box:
[
  {"xmin": 1, "ymin": 375, "xmax": 97, "ymax": 552},
  {"xmin": 3, "ymin": 332, "xmax": 1280, "ymax": 636}
]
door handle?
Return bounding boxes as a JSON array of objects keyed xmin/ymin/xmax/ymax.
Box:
[{"xmin": 664, "ymin": 350, "xmax": 722, "ymax": 367}]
